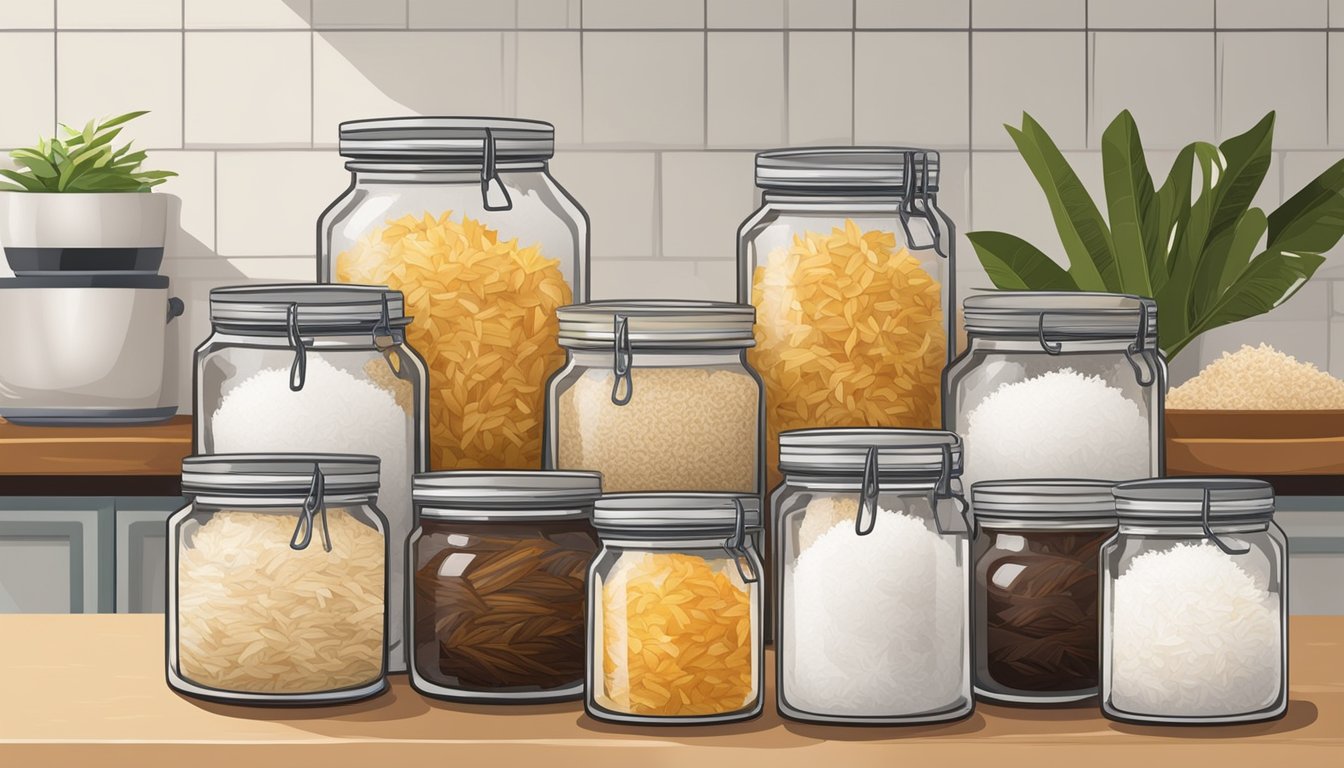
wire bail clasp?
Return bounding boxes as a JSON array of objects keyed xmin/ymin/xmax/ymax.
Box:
[
  {"xmin": 480, "ymin": 127, "xmax": 514, "ymax": 211},
  {"xmin": 286, "ymin": 303, "xmax": 308, "ymax": 391},
  {"xmin": 1037, "ymin": 310, "xmax": 1064, "ymax": 355},
  {"xmin": 1202, "ymin": 487, "xmax": 1251, "ymax": 556},
  {"xmin": 290, "ymin": 463, "xmax": 333, "ymax": 553},
  {"xmin": 371, "ymin": 291, "xmax": 395, "ymax": 351},
  {"xmin": 610, "ymin": 313, "xmax": 634, "ymax": 406},
  {"xmin": 1124, "ymin": 298, "xmax": 1158, "ymax": 387},
  {"xmin": 929, "ymin": 443, "xmax": 969, "ymax": 535},
  {"xmin": 855, "ymin": 445, "xmax": 881, "ymax": 536},
  {"xmin": 723, "ymin": 497, "xmax": 760, "ymax": 584}
]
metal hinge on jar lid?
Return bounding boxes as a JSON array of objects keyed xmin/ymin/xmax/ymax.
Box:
[{"xmin": 290, "ymin": 463, "xmax": 333, "ymax": 553}]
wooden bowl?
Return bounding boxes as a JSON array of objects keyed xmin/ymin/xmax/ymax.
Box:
[{"xmin": 1165, "ymin": 409, "xmax": 1344, "ymax": 476}]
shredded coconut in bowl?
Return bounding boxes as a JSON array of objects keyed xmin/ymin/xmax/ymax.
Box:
[{"xmin": 1168, "ymin": 343, "xmax": 1344, "ymax": 410}]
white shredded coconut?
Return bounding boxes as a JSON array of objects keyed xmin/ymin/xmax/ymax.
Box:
[
  {"xmin": 782, "ymin": 503, "xmax": 966, "ymax": 716},
  {"xmin": 1111, "ymin": 542, "xmax": 1282, "ymax": 717},
  {"xmin": 210, "ymin": 355, "xmax": 412, "ymax": 671},
  {"xmin": 1168, "ymin": 343, "xmax": 1344, "ymax": 409},
  {"xmin": 963, "ymin": 368, "xmax": 1151, "ymax": 488}
]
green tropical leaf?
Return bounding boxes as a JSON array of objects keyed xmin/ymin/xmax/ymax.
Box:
[
  {"xmin": 1007, "ymin": 113, "xmax": 1117, "ymax": 291},
  {"xmin": 10, "ymin": 149, "xmax": 58, "ymax": 179},
  {"xmin": 968, "ymin": 231, "xmax": 1078, "ymax": 290},
  {"xmin": 2, "ymin": 113, "xmax": 171, "ymax": 196},
  {"xmin": 1147, "ymin": 143, "xmax": 1198, "ymax": 294},
  {"xmin": 1267, "ymin": 157, "xmax": 1344, "ymax": 254},
  {"xmin": 1168, "ymin": 249, "xmax": 1325, "ymax": 359},
  {"xmin": 0, "ymin": 168, "xmax": 48, "ymax": 191},
  {"xmin": 1101, "ymin": 110, "xmax": 1156, "ymax": 298},
  {"xmin": 97, "ymin": 111, "xmax": 149, "ymax": 131}
]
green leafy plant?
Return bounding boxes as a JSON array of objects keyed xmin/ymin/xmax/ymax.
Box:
[
  {"xmin": 0, "ymin": 111, "xmax": 176, "ymax": 193},
  {"xmin": 969, "ymin": 111, "xmax": 1344, "ymax": 360}
]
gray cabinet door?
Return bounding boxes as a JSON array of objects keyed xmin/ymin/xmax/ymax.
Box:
[
  {"xmin": 115, "ymin": 497, "xmax": 183, "ymax": 614},
  {"xmin": 0, "ymin": 499, "xmax": 112, "ymax": 613}
]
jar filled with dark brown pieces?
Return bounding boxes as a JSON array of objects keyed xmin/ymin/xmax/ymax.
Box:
[
  {"xmin": 408, "ymin": 470, "xmax": 601, "ymax": 702},
  {"xmin": 970, "ymin": 480, "xmax": 1116, "ymax": 704}
]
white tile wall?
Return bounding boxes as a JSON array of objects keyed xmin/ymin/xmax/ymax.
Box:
[{"xmin": 2, "ymin": 1, "xmax": 1340, "ymax": 396}]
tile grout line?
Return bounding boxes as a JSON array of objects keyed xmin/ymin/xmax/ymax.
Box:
[
  {"xmin": 181, "ymin": 0, "xmax": 186, "ymax": 147},
  {"xmin": 1083, "ymin": 0, "xmax": 1089, "ymax": 146},
  {"xmin": 851, "ymin": 0, "xmax": 856, "ymax": 146},
  {"xmin": 967, "ymin": 0, "xmax": 974, "ymax": 231},
  {"xmin": 703, "ymin": 0, "xmax": 709, "ymax": 147}
]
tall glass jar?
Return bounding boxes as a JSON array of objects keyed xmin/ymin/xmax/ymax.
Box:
[
  {"xmin": 970, "ymin": 480, "xmax": 1116, "ymax": 704},
  {"xmin": 544, "ymin": 301, "xmax": 764, "ymax": 495},
  {"xmin": 318, "ymin": 117, "xmax": 588, "ymax": 471},
  {"xmin": 738, "ymin": 147, "xmax": 955, "ymax": 490},
  {"xmin": 408, "ymin": 470, "xmax": 601, "ymax": 703},
  {"xmin": 167, "ymin": 454, "xmax": 389, "ymax": 705},
  {"xmin": 1102, "ymin": 479, "xmax": 1288, "ymax": 724},
  {"xmin": 945, "ymin": 292, "xmax": 1165, "ymax": 492},
  {"xmin": 588, "ymin": 493, "xmax": 764, "ymax": 725},
  {"xmin": 194, "ymin": 284, "xmax": 426, "ymax": 672},
  {"xmin": 773, "ymin": 428, "xmax": 972, "ymax": 725}
]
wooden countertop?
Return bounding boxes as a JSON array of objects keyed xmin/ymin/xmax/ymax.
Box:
[
  {"xmin": 0, "ymin": 416, "xmax": 192, "ymax": 476},
  {"xmin": 0, "ymin": 615, "xmax": 1339, "ymax": 767}
]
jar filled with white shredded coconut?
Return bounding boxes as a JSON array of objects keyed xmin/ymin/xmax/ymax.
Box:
[
  {"xmin": 195, "ymin": 284, "xmax": 427, "ymax": 673},
  {"xmin": 1102, "ymin": 478, "xmax": 1287, "ymax": 724},
  {"xmin": 167, "ymin": 454, "xmax": 389, "ymax": 705},
  {"xmin": 773, "ymin": 428, "xmax": 972, "ymax": 725},
  {"xmin": 945, "ymin": 292, "xmax": 1164, "ymax": 492}
]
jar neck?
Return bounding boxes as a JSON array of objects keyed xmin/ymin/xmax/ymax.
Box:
[
  {"xmin": 976, "ymin": 517, "xmax": 1115, "ymax": 532},
  {"xmin": 598, "ymin": 536, "xmax": 740, "ymax": 550},
  {"xmin": 1117, "ymin": 521, "xmax": 1271, "ymax": 536},
  {"xmin": 780, "ymin": 473, "xmax": 944, "ymax": 492},
  {"xmin": 759, "ymin": 191, "xmax": 911, "ymax": 210},
  {"xmin": 210, "ymin": 327, "xmax": 406, "ymax": 349},
  {"xmin": 965, "ymin": 333, "xmax": 1151, "ymax": 354},
  {"xmin": 349, "ymin": 162, "xmax": 546, "ymax": 185},
  {"xmin": 189, "ymin": 493, "xmax": 377, "ymax": 509},
  {"xmin": 565, "ymin": 348, "xmax": 749, "ymax": 367}
]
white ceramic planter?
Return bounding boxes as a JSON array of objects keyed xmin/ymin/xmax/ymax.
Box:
[{"xmin": 0, "ymin": 191, "xmax": 167, "ymax": 274}]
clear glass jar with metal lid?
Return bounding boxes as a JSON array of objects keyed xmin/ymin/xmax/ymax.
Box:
[
  {"xmin": 167, "ymin": 454, "xmax": 389, "ymax": 705},
  {"xmin": 738, "ymin": 147, "xmax": 956, "ymax": 490},
  {"xmin": 944, "ymin": 292, "xmax": 1165, "ymax": 492},
  {"xmin": 588, "ymin": 493, "xmax": 764, "ymax": 724},
  {"xmin": 318, "ymin": 116, "xmax": 588, "ymax": 471},
  {"xmin": 194, "ymin": 283, "xmax": 426, "ymax": 672},
  {"xmin": 1101, "ymin": 478, "xmax": 1287, "ymax": 724},
  {"xmin": 544, "ymin": 301, "xmax": 764, "ymax": 495},
  {"xmin": 773, "ymin": 427, "xmax": 972, "ymax": 724},
  {"xmin": 970, "ymin": 480, "xmax": 1117, "ymax": 705},
  {"xmin": 408, "ymin": 470, "xmax": 601, "ymax": 703}
]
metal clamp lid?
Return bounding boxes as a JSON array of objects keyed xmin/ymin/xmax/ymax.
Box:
[
  {"xmin": 290, "ymin": 463, "xmax": 332, "ymax": 552},
  {"xmin": 777, "ymin": 427, "xmax": 964, "ymax": 477},
  {"xmin": 723, "ymin": 497, "xmax": 760, "ymax": 584},
  {"xmin": 611, "ymin": 313, "xmax": 633, "ymax": 406},
  {"xmin": 413, "ymin": 470, "xmax": 602, "ymax": 517},
  {"xmin": 592, "ymin": 493, "xmax": 763, "ymax": 537},
  {"xmin": 180, "ymin": 453, "xmax": 381, "ymax": 498},
  {"xmin": 1112, "ymin": 478, "xmax": 1274, "ymax": 545}
]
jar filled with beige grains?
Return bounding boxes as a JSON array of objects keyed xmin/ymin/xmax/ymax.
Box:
[
  {"xmin": 319, "ymin": 117, "xmax": 588, "ymax": 471},
  {"xmin": 167, "ymin": 454, "xmax": 388, "ymax": 705},
  {"xmin": 544, "ymin": 301, "xmax": 763, "ymax": 495},
  {"xmin": 738, "ymin": 148, "xmax": 956, "ymax": 490}
]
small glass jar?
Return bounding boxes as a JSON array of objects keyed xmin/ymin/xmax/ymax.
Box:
[
  {"xmin": 167, "ymin": 454, "xmax": 389, "ymax": 705},
  {"xmin": 738, "ymin": 148, "xmax": 956, "ymax": 490},
  {"xmin": 970, "ymin": 480, "xmax": 1117, "ymax": 704},
  {"xmin": 195, "ymin": 284, "xmax": 427, "ymax": 672},
  {"xmin": 773, "ymin": 428, "xmax": 972, "ymax": 725},
  {"xmin": 408, "ymin": 470, "xmax": 601, "ymax": 703},
  {"xmin": 944, "ymin": 292, "xmax": 1165, "ymax": 492},
  {"xmin": 319, "ymin": 117, "xmax": 588, "ymax": 470},
  {"xmin": 588, "ymin": 493, "xmax": 764, "ymax": 725},
  {"xmin": 1102, "ymin": 479, "xmax": 1288, "ymax": 724},
  {"xmin": 545, "ymin": 301, "xmax": 764, "ymax": 495}
]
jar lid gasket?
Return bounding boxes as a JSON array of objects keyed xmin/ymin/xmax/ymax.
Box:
[
  {"xmin": 414, "ymin": 471, "xmax": 601, "ymax": 517},
  {"xmin": 557, "ymin": 300, "xmax": 756, "ymax": 349},
  {"xmin": 971, "ymin": 479, "xmax": 1117, "ymax": 520},
  {"xmin": 593, "ymin": 493, "xmax": 762, "ymax": 535},
  {"xmin": 209, "ymin": 284, "xmax": 408, "ymax": 330},
  {"xmin": 778, "ymin": 428, "xmax": 963, "ymax": 477},
  {"xmin": 755, "ymin": 146, "xmax": 940, "ymax": 192},
  {"xmin": 338, "ymin": 117, "xmax": 554, "ymax": 162},
  {"xmin": 181, "ymin": 453, "xmax": 381, "ymax": 497}
]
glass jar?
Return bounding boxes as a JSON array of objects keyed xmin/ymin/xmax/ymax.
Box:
[
  {"xmin": 1101, "ymin": 479, "xmax": 1288, "ymax": 724},
  {"xmin": 318, "ymin": 117, "xmax": 588, "ymax": 470},
  {"xmin": 408, "ymin": 470, "xmax": 601, "ymax": 703},
  {"xmin": 194, "ymin": 284, "xmax": 426, "ymax": 672},
  {"xmin": 945, "ymin": 292, "xmax": 1165, "ymax": 492},
  {"xmin": 773, "ymin": 428, "xmax": 972, "ymax": 724},
  {"xmin": 588, "ymin": 493, "xmax": 764, "ymax": 725},
  {"xmin": 738, "ymin": 148, "xmax": 956, "ymax": 490},
  {"xmin": 545, "ymin": 301, "xmax": 764, "ymax": 495},
  {"xmin": 167, "ymin": 454, "xmax": 389, "ymax": 704},
  {"xmin": 970, "ymin": 480, "xmax": 1117, "ymax": 704}
]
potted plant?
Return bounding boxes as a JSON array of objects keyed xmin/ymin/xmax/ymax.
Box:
[
  {"xmin": 968, "ymin": 110, "xmax": 1344, "ymax": 362},
  {"xmin": 0, "ymin": 111, "xmax": 176, "ymax": 275}
]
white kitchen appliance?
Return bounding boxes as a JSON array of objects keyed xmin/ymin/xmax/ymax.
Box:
[{"xmin": 0, "ymin": 275, "xmax": 183, "ymax": 424}]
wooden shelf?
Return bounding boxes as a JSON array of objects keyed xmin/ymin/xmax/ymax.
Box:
[
  {"xmin": 0, "ymin": 416, "xmax": 191, "ymax": 486},
  {"xmin": 0, "ymin": 614, "xmax": 1338, "ymax": 767}
]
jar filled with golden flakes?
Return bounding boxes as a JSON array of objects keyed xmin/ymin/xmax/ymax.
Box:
[
  {"xmin": 319, "ymin": 117, "xmax": 588, "ymax": 470},
  {"xmin": 737, "ymin": 148, "xmax": 956, "ymax": 490}
]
